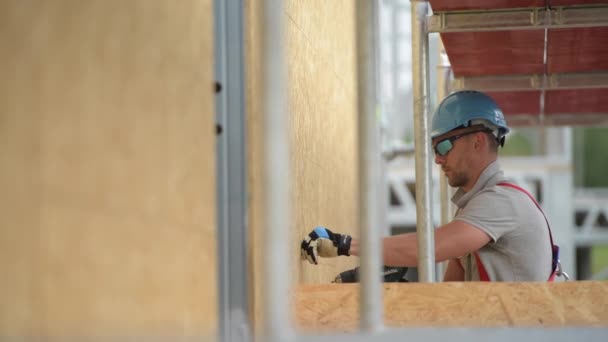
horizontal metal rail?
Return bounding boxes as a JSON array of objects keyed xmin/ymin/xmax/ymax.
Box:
[
  {"xmin": 450, "ymin": 72, "xmax": 608, "ymax": 92},
  {"xmin": 428, "ymin": 5, "xmax": 608, "ymax": 33},
  {"xmin": 298, "ymin": 327, "xmax": 608, "ymax": 342},
  {"xmin": 505, "ymin": 113, "xmax": 608, "ymax": 127}
]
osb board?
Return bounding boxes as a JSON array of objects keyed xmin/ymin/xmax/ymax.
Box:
[
  {"xmin": 286, "ymin": 0, "xmax": 360, "ymax": 285},
  {"xmin": 295, "ymin": 282, "xmax": 608, "ymax": 332},
  {"xmin": 246, "ymin": 0, "xmax": 359, "ymax": 333},
  {"xmin": 0, "ymin": 0, "xmax": 216, "ymax": 339}
]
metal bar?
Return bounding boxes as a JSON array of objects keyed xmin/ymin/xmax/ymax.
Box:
[
  {"xmin": 436, "ymin": 40, "xmax": 451, "ymax": 281},
  {"xmin": 356, "ymin": 0, "xmax": 384, "ymax": 332},
  {"xmin": 553, "ymin": 5, "xmax": 608, "ymax": 28},
  {"xmin": 542, "ymin": 113, "xmax": 608, "ymax": 126},
  {"xmin": 575, "ymin": 235, "xmax": 608, "ymax": 246},
  {"xmin": 538, "ymin": 25, "xmax": 550, "ymax": 153},
  {"xmin": 297, "ymin": 328, "xmax": 608, "ymax": 342},
  {"xmin": 214, "ymin": 0, "xmax": 250, "ymax": 341},
  {"xmin": 261, "ymin": 0, "xmax": 292, "ymax": 341},
  {"xmin": 427, "ymin": 5, "xmax": 608, "ymax": 33},
  {"xmin": 438, "ymin": 176, "xmax": 449, "ymax": 281},
  {"xmin": 391, "ymin": 2, "xmax": 400, "ymax": 102},
  {"xmin": 450, "ymin": 74, "xmax": 543, "ymax": 92},
  {"xmin": 450, "ymin": 72, "xmax": 608, "ymax": 92},
  {"xmin": 504, "ymin": 113, "xmax": 608, "ymax": 127},
  {"xmin": 382, "ymin": 143, "xmax": 415, "ymax": 161},
  {"xmin": 411, "ymin": 0, "xmax": 435, "ymax": 283},
  {"xmin": 550, "ymin": 72, "xmax": 608, "ymax": 90}
]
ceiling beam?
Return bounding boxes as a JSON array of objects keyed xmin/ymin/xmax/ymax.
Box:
[
  {"xmin": 506, "ymin": 113, "xmax": 608, "ymax": 127},
  {"xmin": 450, "ymin": 72, "xmax": 608, "ymax": 92},
  {"xmin": 428, "ymin": 5, "xmax": 608, "ymax": 33}
]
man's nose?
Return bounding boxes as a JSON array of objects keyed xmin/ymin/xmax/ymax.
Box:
[{"xmin": 434, "ymin": 153, "xmax": 445, "ymax": 165}]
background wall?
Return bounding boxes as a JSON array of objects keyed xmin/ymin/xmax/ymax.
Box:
[
  {"xmin": 246, "ymin": 0, "xmax": 360, "ymax": 332},
  {"xmin": 0, "ymin": 1, "xmax": 216, "ymax": 339}
]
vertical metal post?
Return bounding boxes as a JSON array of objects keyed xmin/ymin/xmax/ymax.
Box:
[
  {"xmin": 436, "ymin": 40, "xmax": 452, "ymax": 280},
  {"xmin": 356, "ymin": 0, "xmax": 384, "ymax": 332},
  {"xmin": 437, "ymin": 175, "xmax": 449, "ymax": 280},
  {"xmin": 411, "ymin": 0, "xmax": 435, "ymax": 282},
  {"xmin": 261, "ymin": 0, "xmax": 292, "ymax": 341},
  {"xmin": 214, "ymin": 0, "xmax": 249, "ymax": 341}
]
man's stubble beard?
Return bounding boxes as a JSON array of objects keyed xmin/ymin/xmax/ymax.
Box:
[{"xmin": 448, "ymin": 170, "xmax": 468, "ymax": 188}]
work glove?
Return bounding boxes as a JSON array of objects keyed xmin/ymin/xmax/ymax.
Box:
[{"xmin": 300, "ymin": 226, "xmax": 352, "ymax": 265}]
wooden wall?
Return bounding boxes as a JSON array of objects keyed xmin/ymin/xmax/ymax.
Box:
[
  {"xmin": 246, "ymin": 0, "xmax": 361, "ymax": 333},
  {"xmin": 0, "ymin": 1, "xmax": 216, "ymax": 339}
]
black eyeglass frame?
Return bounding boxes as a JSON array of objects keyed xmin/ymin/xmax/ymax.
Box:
[{"xmin": 432, "ymin": 128, "xmax": 493, "ymax": 156}]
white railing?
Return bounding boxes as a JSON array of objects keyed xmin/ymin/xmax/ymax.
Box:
[{"xmin": 573, "ymin": 188, "xmax": 608, "ymax": 245}]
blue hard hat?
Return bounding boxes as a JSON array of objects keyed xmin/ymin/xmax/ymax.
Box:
[{"xmin": 431, "ymin": 90, "xmax": 510, "ymax": 139}]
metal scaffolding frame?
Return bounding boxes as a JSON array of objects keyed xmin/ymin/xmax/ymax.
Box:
[
  {"xmin": 451, "ymin": 72, "xmax": 608, "ymax": 92},
  {"xmin": 356, "ymin": 0, "xmax": 384, "ymax": 331},
  {"xmin": 261, "ymin": 1, "xmax": 292, "ymax": 341},
  {"xmin": 411, "ymin": 0, "xmax": 436, "ymax": 283},
  {"xmin": 214, "ymin": 0, "xmax": 249, "ymax": 341},
  {"xmin": 297, "ymin": 327, "xmax": 608, "ymax": 342},
  {"xmin": 436, "ymin": 39, "xmax": 452, "ymax": 279}
]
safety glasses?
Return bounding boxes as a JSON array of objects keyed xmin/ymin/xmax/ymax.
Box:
[{"xmin": 433, "ymin": 128, "xmax": 491, "ymax": 156}]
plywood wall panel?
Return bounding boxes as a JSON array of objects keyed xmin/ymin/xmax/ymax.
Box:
[
  {"xmin": 285, "ymin": 0, "xmax": 359, "ymax": 285},
  {"xmin": 287, "ymin": 15, "xmax": 359, "ymax": 285},
  {"xmin": 0, "ymin": 1, "xmax": 216, "ymax": 339},
  {"xmin": 246, "ymin": 0, "xmax": 360, "ymax": 333}
]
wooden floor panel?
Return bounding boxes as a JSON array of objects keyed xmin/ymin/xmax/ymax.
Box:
[{"xmin": 295, "ymin": 282, "xmax": 608, "ymax": 332}]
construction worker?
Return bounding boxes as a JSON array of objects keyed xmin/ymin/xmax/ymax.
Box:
[{"xmin": 301, "ymin": 90, "xmax": 561, "ymax": 282}]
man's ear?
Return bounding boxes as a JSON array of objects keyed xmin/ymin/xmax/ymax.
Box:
[{"xmin": 473, "ymin": 132, "xmax": 485, "ymax": 149}]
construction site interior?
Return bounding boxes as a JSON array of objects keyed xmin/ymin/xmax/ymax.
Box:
[{"xmin": 1, "ymin": 0, "xmax": 607, "ymax": 341}]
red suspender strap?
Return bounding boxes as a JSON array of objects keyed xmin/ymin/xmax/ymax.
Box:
[
  {"xmin": 473, "ymin": 252, "xmax": 490, "ymax": 281},
  {"xmin": 474, "ymin": 182, "xmax": 557, "ymax": 282}
]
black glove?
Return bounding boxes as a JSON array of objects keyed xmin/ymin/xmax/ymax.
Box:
[{"xmin": 300, "ymin": 226, "xmax": 352, "ymax": 265}]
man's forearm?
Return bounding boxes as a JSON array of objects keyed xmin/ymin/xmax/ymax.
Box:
[{"xmin": 349, "ymin": 232, "xmax": 419, "ymax": 267}]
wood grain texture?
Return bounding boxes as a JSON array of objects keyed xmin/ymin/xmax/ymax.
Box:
[
  {"xmin": 0, "ymin": 0, "xmax": 216, "ymax": 339},
  {"xmin": 295, "ymin": 282, "xmax": 608, "ymax": 332},
  {"xmin": 286, "ymin": 0, "xmax": 359, "ymax": 286},
  {"xmin": 246, "ymin": 0, "xmax": 359, "ymax": 334}
]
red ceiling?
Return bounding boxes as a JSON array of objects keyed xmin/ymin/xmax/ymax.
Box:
[
  {"xmin": 487, "ymin": 91, "xmax": 541, "ymax": 115},
  {"xmin": 441, "ymin": 31, "xmax": 545, "ymax": 77},
  {"xmin": 431, "ymin": 0, "xmax": 608, "ymax": 126},
  {"xmin": 548, "ymin": 28, "xmax": 608, "ymax": 73},
  {"xmin": 545, "ymin": 89, "xmax": 608, "ymax": 114}
]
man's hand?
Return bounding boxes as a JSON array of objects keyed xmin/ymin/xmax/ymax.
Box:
[{"xmin": 300, "ymin": 226, "xmax": 352, "ymax": 264}]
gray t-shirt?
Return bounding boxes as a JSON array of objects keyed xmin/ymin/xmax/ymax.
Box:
[{"xmin": 452, "ymin": 161, "xmax": 553, "ymax": 281}]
